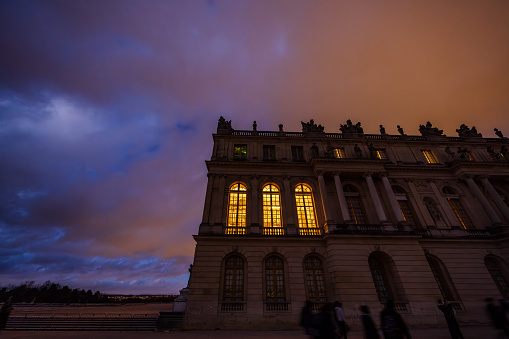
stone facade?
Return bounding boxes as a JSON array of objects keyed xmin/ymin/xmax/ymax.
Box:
[{"xmin": 184, "ymin": 119, "xmax": 509, "ymax": 330}]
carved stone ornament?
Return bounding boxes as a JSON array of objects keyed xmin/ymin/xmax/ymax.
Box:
[
  {"xmin": 217, "ymin": 116, "xmax": 232, "ymax": 133},
  {"xmin": 301, "ymin": 119, "xmax": 325, "ymax": 133},
  {"xmin": 340, "ymin": 119, "xmax": 364, "ymax": 134},
  {"xmin": 456, "ymin": 124, "xmax": 482, "ymax": 138},
  {"xmin": 419, "ymin": 121, "xmax": 443, "ymax": 137},
  {"xmin": 494, "ymin": 128, "xmax": 505, "ymax": 138}
]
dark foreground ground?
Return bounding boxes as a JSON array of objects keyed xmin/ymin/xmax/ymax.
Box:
[{"xmin": 1, "ymin": 326, "xmax": 505, "ymax": 339}]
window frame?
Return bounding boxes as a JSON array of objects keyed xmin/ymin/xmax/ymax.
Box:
[
  {"xmin": 226, "ymin": 182, "xmax": 247, "ymax": 234},
  {"xmin": 303, "ymin": 256, "xmax": 327, "ymax": 302},
  {"xmin": 343, "ymin": 184, "xmax": 366, "ymax": 224},
  {"xmin": 263, "ymin": 145, "xmax": 276, "ymax": 161},
  {"xmin": 291, "ymin": 146, "xmax": 305, "ymax": 162},
  {"xmin": 295, "ymin": 183, "xmax": 319, "ymax": 235},
  {"xmin": 233, "ymin": 144, "xmax": 247, "ymax": 160},
  {"xmin": 262, "ymin": 183, "xmax": 283, "ymax": 235},
  {"xmin": 421, "ymin": 149, "xmax": 439, "ymax": 164},
  {"xmin": 333, "ymin": 147, "xmax": 347, "ymax": 159}
]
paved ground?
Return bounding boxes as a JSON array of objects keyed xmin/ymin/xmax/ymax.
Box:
[{"xmin": 1, "ymin": 326, "xmax": 506, "ymax": 339}]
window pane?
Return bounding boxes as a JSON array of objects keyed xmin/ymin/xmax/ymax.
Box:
[
  {"xmin": 334, "ymin": 148, "xmax": 346, "ymax": 158},
  {"xmin": 448, "ymin": 198, "xmax": 475, "ymax": 229},
  {"xmin": 421, "ymin": 149, "xmax": 439, "ymax": 164}
]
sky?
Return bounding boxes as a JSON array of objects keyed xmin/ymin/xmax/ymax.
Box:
[{"xmin": 1, "ymin": 1, "xmax": 509, "ymax": 294}]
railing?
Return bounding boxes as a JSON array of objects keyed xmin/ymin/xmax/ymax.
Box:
[
  {"xmin": 310, "ymin": 301, "xmax": 328, "ymax": 312},
  {"xmin": 356, "ymin": 224, "xmax": 383, "ymax": 232},
  {"xmin": 219, "ymin": 302, "xmax": 245, "ymax": 312},
  {"xmin": 263, "ymin": 227, "xmax": 285, "ymax": 236},
  {"xmin": 227, "ymin": 130, "xmax": 509, "ymax": 144},
  {"xmin": 264, "ymin": 301, "xmax": 290, "ymax": 312},
  {"xmin": 382, "ymin": 301, "xmax": 409, "ymax": 313},
  {"xmin": 299, "ymin": 228, "xmax": 322, "ymax": 236},
  {"xmin": 465, "ymin": 229, "xmax": 491, "ymax": 238},
  {"xmin": 224, "ymin": 227, "xmax": 247, "ymax": 235}
]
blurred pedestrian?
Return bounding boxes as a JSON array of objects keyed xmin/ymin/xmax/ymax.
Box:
[
  {"xmin": 380, "ymin": 300, "xmax": 411, "ymax": 339},
  {"xmin": 334, "ymin": 301, "xmax": 348, "ymax": 339},
  {"xmin": 485, "ymin": 297, "xmax": 509, "ymax": 338},
  {"xmin": 319, "ymin": 302, "xmax": 339, "ymax": 339},
  {"xmin": 300, "ymin": 300, "xmax": 320, "ymax": 338},
  {"xmin": 360, "ymin": 305, "xmax": 380, "ymax": 339},
  {"xmin": 437, "ymin": 299, "xmax": 463, "ymax": 339}
]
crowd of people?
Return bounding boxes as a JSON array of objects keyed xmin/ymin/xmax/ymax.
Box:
[{"xmin": 300, "ymin": 297, "xmax": 509, "ymax": 339}]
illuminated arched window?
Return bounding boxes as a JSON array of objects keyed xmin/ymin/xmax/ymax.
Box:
[
  {"xmin": 226, "ymin": 182, "xmax": 247, "ymax": 235},
  {"xmin": 485, "ymin": 256, "xmax": 509, "ymax": 298},
  {"xmin": 442, "ymin": 186, "xmax": 475, "ymax": 229},
  {"xmin": 343, "ymin": 184, "xmax": 366, "ymax": 224},
  {"xmin": 295, "ymin": 184, "xmax": 319, "ymax": 235},
  {"xmin": 223, "ymin": 255, "xmax": 244, "ymax": 302},
  {"xmin": 263, "ymin": 184, "xmax": 283, "ymax": 235},
  {"xmin": 392, "ymin": 186, "xmax": 417, "ymax": 226},
  {"xmin": 304, "ymin": 256, "xmax": 327, "ymax": 302},
  {"xmin": 265, "ymin": 256, "xmax": 286, "ymax": 302}
]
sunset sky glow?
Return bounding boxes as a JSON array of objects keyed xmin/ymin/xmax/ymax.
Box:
[{"xmin": 1, "ymin": 0, "xmax": 509, "ymax": 294}]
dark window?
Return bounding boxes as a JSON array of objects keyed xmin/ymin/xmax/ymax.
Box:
[
  {"xmin": 265, "ymin": 256, "xmax": 286, "ymax": 301},
  {"xmin": 224, "ymin": 255, "xmax": 244, "ymax": 301},
  {"xmin": 263, "ymin": 145, "xmax": 276, "ymax": 160},
  {"xmin": 304, "ymin": 256, "xmax": 327, "ymax": 302},
  {"xmin": 485, "ymin": 256, "xmax": 509, "ymax": 298},
  {"xmin": 427, "ymin": 256, "xmax": 455, "ymax": 301},
  {"xmin": 344, "ymin": 185, "xmax": 366, "ymax": 224},
  {"xmin": 369, "ymin": 255, "xmax": 392, "ymax": 302},
  {"xmin": 233, "ymin": 145, "xmax": 247, "ymax": 160},
  {"xmin": 291, "ymin": 146, "xmax": 304, "ymax": 161}
]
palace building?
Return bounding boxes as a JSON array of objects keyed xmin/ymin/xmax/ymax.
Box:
[{"xmin": 184, "ymin": 118, "xmax": 509, "ymax": 330}]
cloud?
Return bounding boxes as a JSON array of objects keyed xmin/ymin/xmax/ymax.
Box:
[{"xmin": 1, "ymin": 0, "xmax": 509, "ymax": 294}]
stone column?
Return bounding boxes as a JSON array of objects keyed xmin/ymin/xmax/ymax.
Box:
[
  {"xmin": 316, "ymin": 170, "xmax": 335, "ymax": 227},
  {"xmin": 363, "ymin": 172, "xmax": 388, "ymax": 223},
  {"xmin": 201, "ymin": 173, "xmax": 215, "ymax": 224},
  {"xmin": 214, "ymin": 174, "xmax": 226, "ymax": 225},
  {"xmin": 333, "ymin": 172, "xmax": 351, "ymax": 222},
  {"xmin": 428, "ymin": 180, "xmax": 459, "ymax": 227},
  {"xmin": 463, "ymin": 175, "xmax": 502, "ymax": 225},
  {"xmin": 250, "ymin": 175, "xmax": 259, "ymax": 227},
  {"xmin": 479, "ymin": 176, "xmax": 509, "ymax": 222},
  {"xmin": 283, "ymin": 176, "xmax": 295, "ymax": 226},
  {"xmin": 380, "ymin": 173, "xmax": 406, "ymax": 224}
]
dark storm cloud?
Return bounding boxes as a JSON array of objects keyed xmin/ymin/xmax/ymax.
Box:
[{"xmin": 1, "ymin": 0, "xmax": 509, "ymax": 293}]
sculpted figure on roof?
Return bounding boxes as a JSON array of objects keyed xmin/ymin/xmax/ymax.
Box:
[
  {"xmin": 301, "ymin": 119, "xmax": 325, "ymax": 133},
  {"xmin": 419, "ymin": 121, "xmax": 443, "ymax": 137},
  {"xmin": 340, "ymin": 119, "xmax": 364, "ymax": 134},
  {"xmin": 456, "ymin": 124, "xmax": 482, "ymax": 138}
]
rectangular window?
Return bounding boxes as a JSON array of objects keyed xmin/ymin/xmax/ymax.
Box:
[
  {"xmin": 397, "ymin": 199, "xmax": 416, "ymax": 225},
  {"xmin": 291, "ymin": 146, "xmax": 304, "ymax": 161},
  {"xmin": 263, "ymin": 145, "xmax": 276, "ymax": 161},
  {"xmin": 333, "ymin": 148, "xmax": 346, "ymax": 158},
  {"xmin": 447, "ymin": 198, "xmax": 475, "ymax": 229},
  {"xmin": 233, "ymin": 145, "xmax": 247, "ymax": 160},
  {"xmin": 376, "ymin": 149, "xmax": 388, "ymax": 160},
  {"xmin": 421, "ymin": 149, "xmax": 439, "ymax": 164}
]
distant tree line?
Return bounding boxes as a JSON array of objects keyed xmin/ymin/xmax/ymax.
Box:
[
  {"xmin": 0, "ymin": 281, "xmax": 176, "ymax": 304},
  {"xmin": 0, "ymin": 281, "xmax": 107, "ymax": 304}
]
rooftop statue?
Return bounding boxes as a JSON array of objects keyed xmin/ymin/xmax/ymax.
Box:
[
  {"xmin": 456, "ymin": 124, "xmax": 482, "ymax": 138},
  {"xmin": 301, "ymin": 119, "xmax": 325, "ymax": 133},
  {"xmin": 379, "ymin": 125, "xmax": 386, "ymax": 135},
  {"xmin": 397, "ymin": 125, "xmax": 406, "ymax": 136},
  {"xmin": 252, "ymin": 121, "xmax": 257, "ymax": 131},
  {"xmin": 217, "ymin": 116, "xmax": 232, "ymax": 130},
  {"xmin": 494, "ymin": 128, "xmax": 505, "ymax": 138},
  {"xmin": 419, "ymin": 121, "xmax": 443, "ymax": 137},
  {"xmin": 339, "ymin": 119, "xmax": 364, "ymax": 134}
]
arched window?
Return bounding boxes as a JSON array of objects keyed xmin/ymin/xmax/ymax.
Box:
[
  {"xmin": 265, "ymin": 256, "xmax": 286, "ymax": 302},
  {"xmin": 295, "ymin": 184, "xmax": 319, "ymax": 235},
  {"xmin": 442, "ymin": 186, "xmax": 475, "ymax": 229},
  {"xmin": 485, "ymin": 256, "xmax": 509, "ymax": 298},
  {"xmin": 392, "ymin": 186, "xmax": 417, "ymax": 226},
  {"xmin": 343, "ymin": 184, "xmax": 366, "ymax": 224},
  {"xmin": 369, "ymin": 253, "xmax": 393, "ymax": 302},
  {"xmin": 304, "ymin": 256, "xmax": 327, "ymax": 302},
  {"xmin": 223, "ymin": 255, "xmax": 244, "ymax": 302},
  {"xmin": 263, "ymin": 184, "xmax": 283, "ymax": 235},
  {"xmin": 426, "ymin": 255, "xmax": 458, "ymax": 302},
  {"xmin": 226, "ymin": 182, "xmax": 247, "ymax": 235}
]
